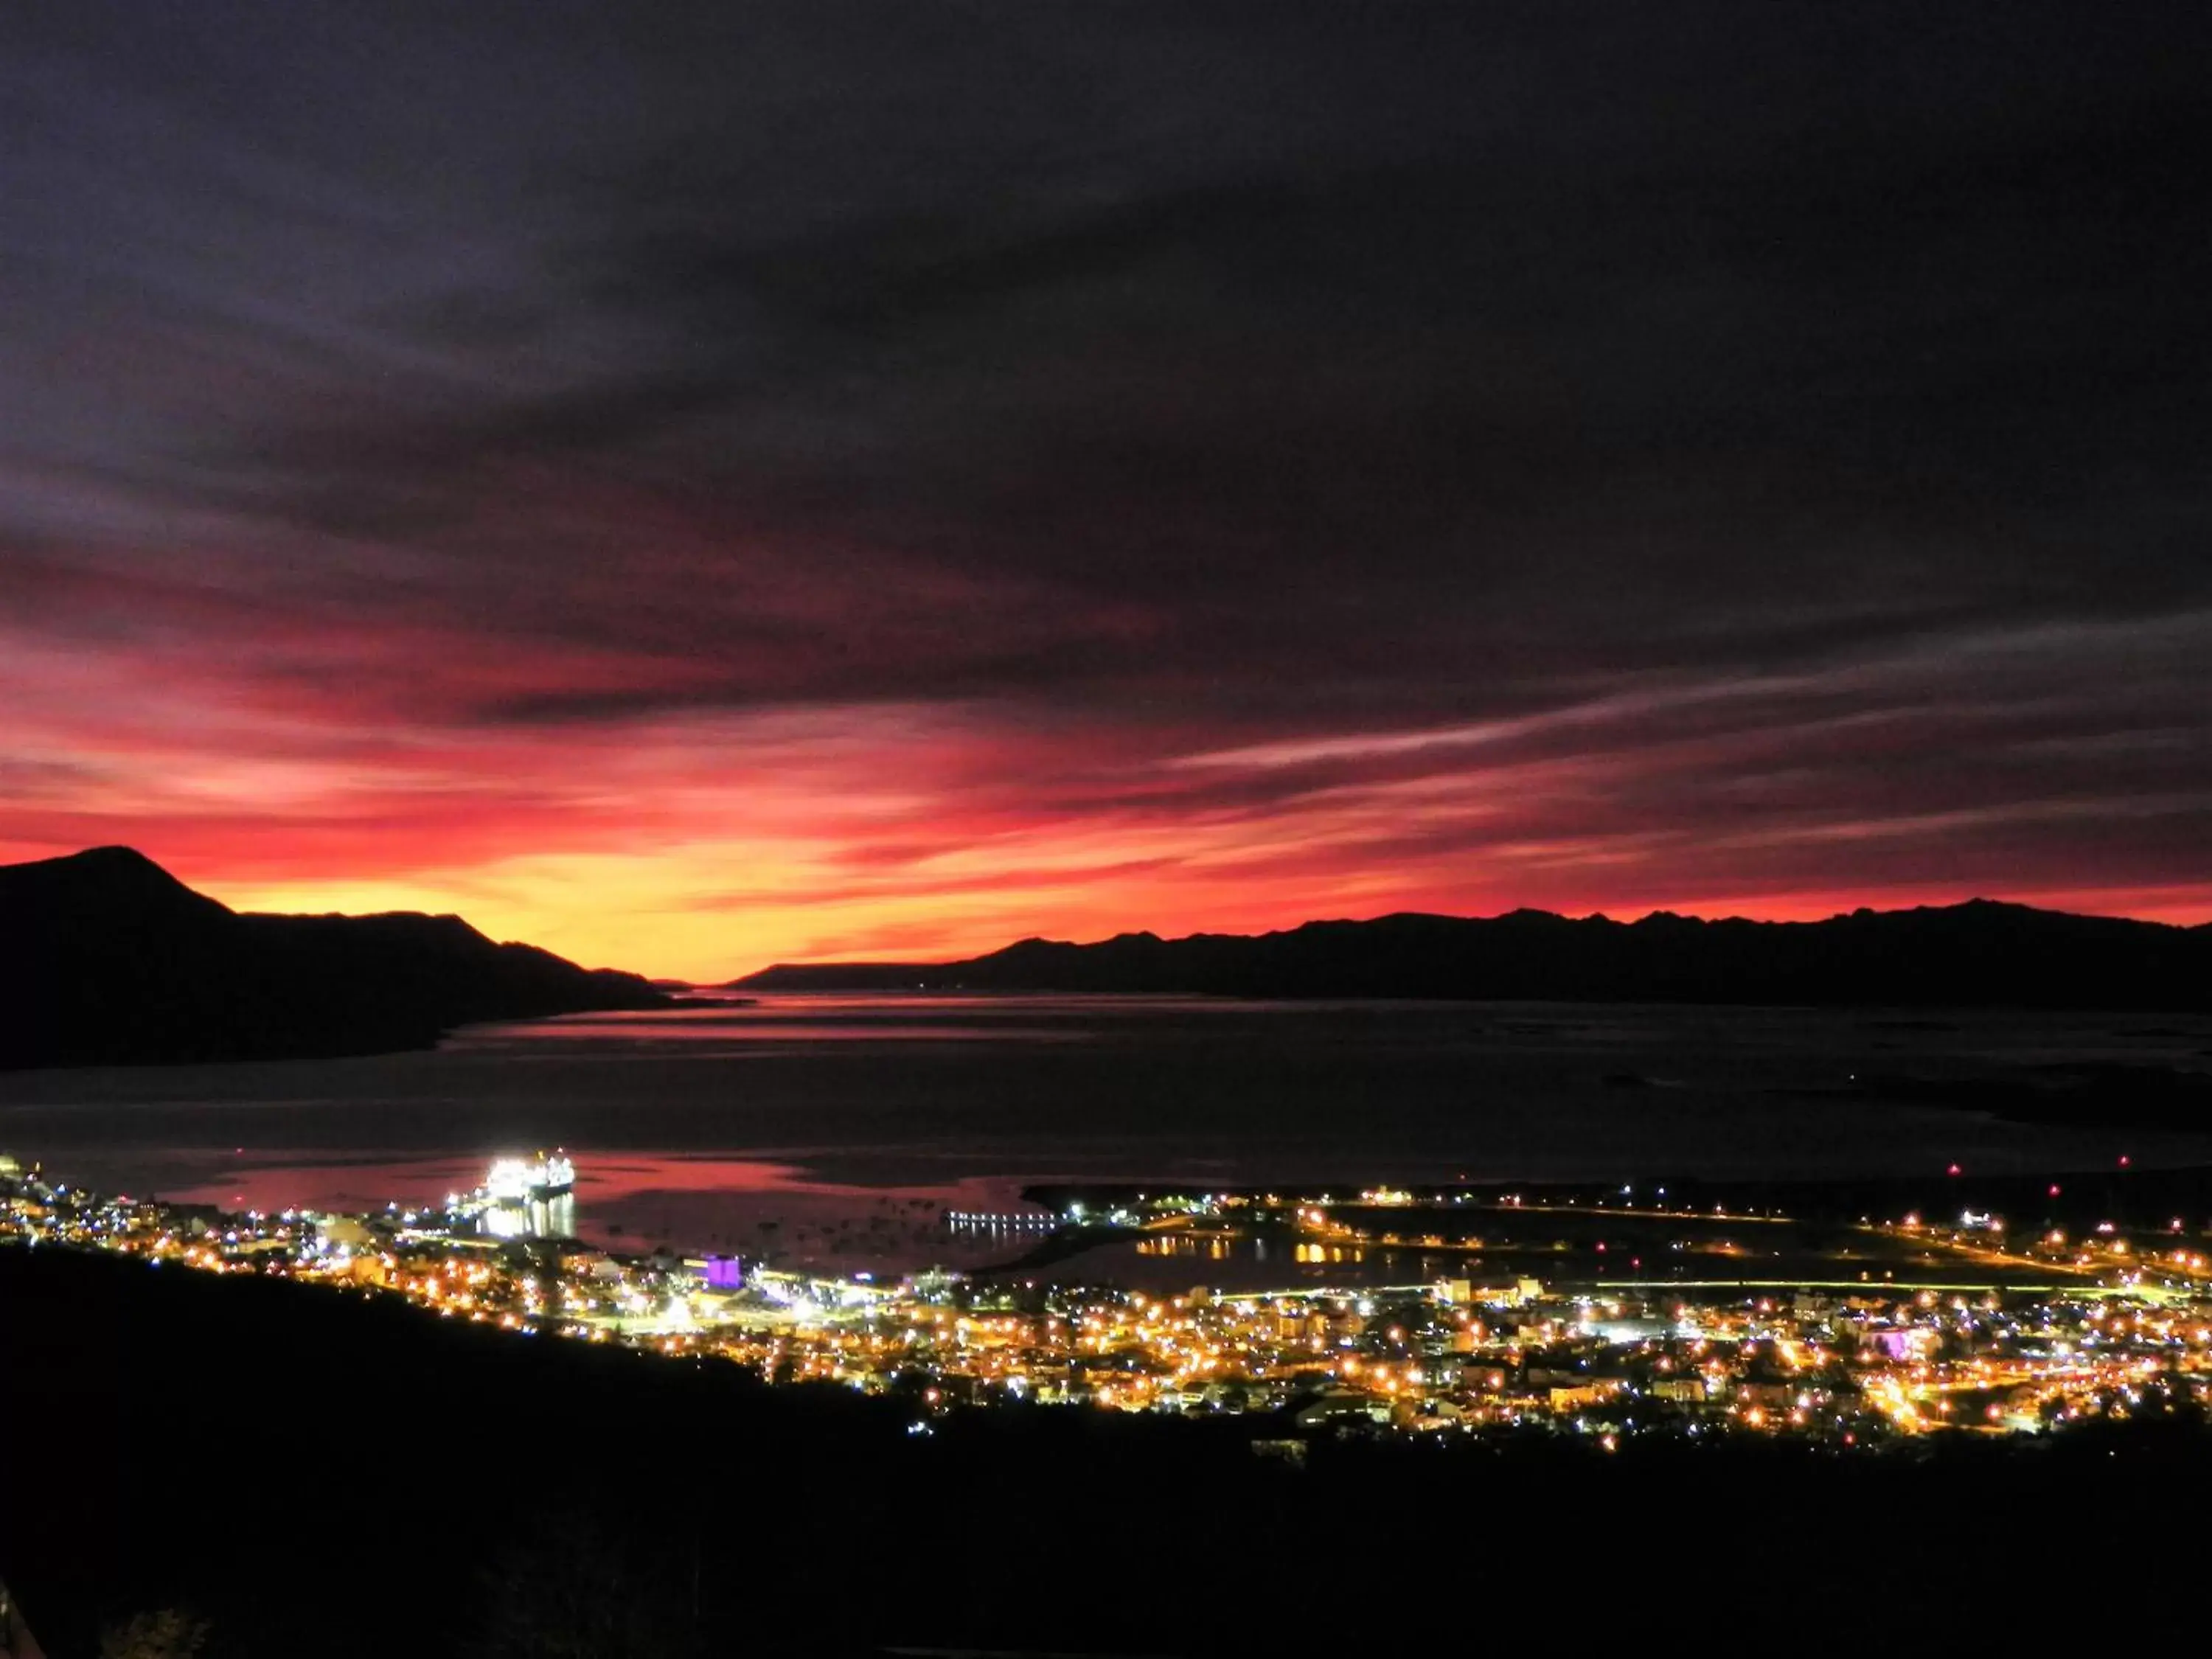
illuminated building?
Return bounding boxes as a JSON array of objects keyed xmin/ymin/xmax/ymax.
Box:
[
  {"xmin": 477, "ymin": 1152, "xmax": 577, "ymax": 1240},
  {"xmin": 702, "ymin": 1255, "xmax": 745, "ymax": 1290}
]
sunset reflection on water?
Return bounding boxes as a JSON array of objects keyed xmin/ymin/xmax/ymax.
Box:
[{"xmin": 161, "ymin": 1148, "xmax": 1047, "ymax": 1276}]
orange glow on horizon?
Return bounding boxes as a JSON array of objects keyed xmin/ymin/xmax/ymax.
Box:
[
  {"xmin": 131, "ymin": 854, "xmax": 2212, "ymax": 984},
  {"xmin": 9, "ymin": 664, "xmax": 2209, "ymax": 979}
]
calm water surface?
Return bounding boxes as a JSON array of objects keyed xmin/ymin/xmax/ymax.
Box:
[{"xmin": 4, "ymin": 994, "xmax": 2209, "ymax": 1276}]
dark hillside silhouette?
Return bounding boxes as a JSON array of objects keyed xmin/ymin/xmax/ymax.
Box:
[
  {"xmin": 0, "ymin": 847, "xmax": 666, "ymax": 1069},
  {"xmin": 735, "ymin": 900, "xmax": 2212, "ymax": 1011},
  {"xmin": 0, "ymin": 1244, "xmax": 2197, "ymax": 1656}
]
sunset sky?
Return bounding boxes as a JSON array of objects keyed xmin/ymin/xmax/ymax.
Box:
[{"xmin": 5, "ymin": 5, "xmax": 2208, "ymax": 978}]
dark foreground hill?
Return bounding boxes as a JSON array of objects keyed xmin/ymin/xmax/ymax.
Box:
[
  {"xmin": 1, "ymin": 1243, "xmax": 2198, "ymax": 1658},
  {"xmin": 0, "ymin": 846, "xmax": 666, "ymax": 1069},
  {"xmin": 735, "ymin": 900, "xmax": 2212, "ymax": 1011}
]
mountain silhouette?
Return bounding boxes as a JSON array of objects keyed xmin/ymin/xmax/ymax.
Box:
[
  {"xmin": 731, "ymin": 900, "xmax": 2212, "ymax": 1011},
  {"xmin": 0, "ymin": 846, "xmax": 667, "ymax": 1069}
]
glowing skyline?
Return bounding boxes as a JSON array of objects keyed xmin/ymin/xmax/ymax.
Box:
[{"xmin": 10, "ymin": 658, "xmax": 2208, "ymax": 979}]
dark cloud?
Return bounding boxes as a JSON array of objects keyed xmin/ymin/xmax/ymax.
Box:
[{"xmin": 4, "ymin": 1, "xmax": 2210, "ymax": 942}]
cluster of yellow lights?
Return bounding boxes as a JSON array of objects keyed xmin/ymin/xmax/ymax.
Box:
[{"xmin": 15, "ymin": 1178, "xmax": 2212, "ymax": 1447}]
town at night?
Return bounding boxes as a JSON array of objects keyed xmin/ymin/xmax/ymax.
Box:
[{"xmin": 13, "ymin": 1150, "xmax": 2212, "ymax": 1454}]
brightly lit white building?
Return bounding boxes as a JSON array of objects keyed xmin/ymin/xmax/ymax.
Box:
[{"xmin": 475, "ymin": 1151, "xmax": 577, "ymax": 1240}]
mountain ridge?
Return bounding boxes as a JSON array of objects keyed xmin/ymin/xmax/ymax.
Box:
[
  {"xmin": 0, "ymin": 846, "xmax": 668, "ymax": 1070},
  {"xmin": 729, "ymin": 898, "xmax": 2212, "ymax": 1010}
]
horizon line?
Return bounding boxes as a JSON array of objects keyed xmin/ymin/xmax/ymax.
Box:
[
  {"xmin": 7, "ymin": 845, "xmax": 2207, "ymax": 984},
  {"xmin": 715, "ymin": 893, "xmax": 2206, "ymax": 984}
]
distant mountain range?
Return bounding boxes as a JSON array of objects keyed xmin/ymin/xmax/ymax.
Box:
[
  {"xmin": 732, "ymin": 901, "xmax": 2212, "ymax": 1011},
  {"xmin": 7, "ymin": 846, "xmax": 2204, "ymax": 1075},
  {"xmin": 0, "ymin": 847, "xmax": 667, "ymax": 1070}
]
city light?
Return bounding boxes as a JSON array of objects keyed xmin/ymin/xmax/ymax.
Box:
[{"xmin": 7, "ymin": 1156, "xmax": 2211, "ymax": 1453}]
